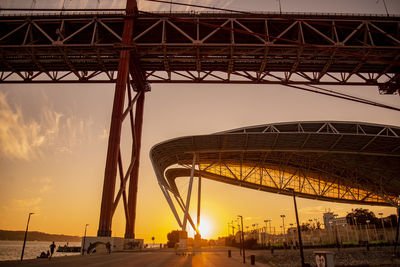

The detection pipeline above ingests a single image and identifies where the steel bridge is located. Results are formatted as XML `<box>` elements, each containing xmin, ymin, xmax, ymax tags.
<box><xmin>0</xmin><ymin>11</ymin><xmax>399</xmax><ymax>88</ymax></box>
<box><xmin>0</xmin><ymin>0</ymin><xmax>399</xmax><ymax>239</ymax></box>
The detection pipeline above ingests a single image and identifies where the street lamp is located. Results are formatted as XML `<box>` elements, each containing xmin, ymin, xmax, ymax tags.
<box><xmin>82</xmin><ymin>224</ymin><xmax>89</xmax><ymax>255</ymax></box>
<box><xmin>264</xmin><ymin>219</ymin><xmax>271</xmax><ymax>246</ymax></box>
<box><xmin>379</xmin><ymin>212</ymin><xmax>388</xmax><ymax>242</ymax></box>
<box><xmin>333</xmin><ymin>214</ymin><xmax>340</xmax><ymax>249</ymax></box>
<box><xmin>265</xmin><ymin>219</ymin><xmax>272</xmax><ymax>234</ymax></box>
<box><xmin>289</xmin><ymin>223</ymin><xmax>295</xmax><ymax>245</ymax></box>
<box><xmin>287</xmin><ymin>188</ymin><xmax>306</xmax><ymax>267</ymax></box>
<box><xmin>21</xmin><ymin>212</ymin><xmax>34</xmax><ymax>261</ymax></box>
<box><xmin>366</xmin><ymin>219</ymin><xmax>370</xmax><ymax>243</ymax></box>
<box><xmin>236</xmin><ymin>218</ymin><xmax>242</xmax><ymax>256</ymax></box>
<box><xmin>238</xmin><ymin>215</ymin><xmax>245</xmax><ymax>264</ymax></box>
<box><xmin>280</xmin><ymin>215</ymin><xmax>286</xmax><ymax>234</ymax></box>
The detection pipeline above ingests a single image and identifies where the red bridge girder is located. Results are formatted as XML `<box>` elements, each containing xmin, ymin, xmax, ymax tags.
<box><xmin>0</xmin><ymin>12</ymin><xmax>399</xmax><ymax>89</ymax></box>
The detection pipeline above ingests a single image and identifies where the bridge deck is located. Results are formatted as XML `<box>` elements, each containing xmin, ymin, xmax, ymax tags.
<box><xmin>0</xmin><ymin>12</ymin><xmax>399</xmax><ymax>85</ymax></box>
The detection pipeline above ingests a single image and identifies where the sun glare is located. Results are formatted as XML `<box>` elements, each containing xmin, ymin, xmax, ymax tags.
<box><xmin>198</xmin><ymin>217</ymin><xmax>213</xmax><ymax>239</ymax></box>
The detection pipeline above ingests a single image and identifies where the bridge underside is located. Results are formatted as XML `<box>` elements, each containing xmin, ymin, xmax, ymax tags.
<box><xmin>0</xmin><ymin>12</ymin><xmax>399</xmax><ymax>93</ymax></box>
<box><xmin>151</xmin><ymin>121</ymin><xmax>400</xmax><ymax>230</ymax></box>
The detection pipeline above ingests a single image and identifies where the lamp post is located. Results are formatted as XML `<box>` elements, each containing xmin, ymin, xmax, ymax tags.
<box><xmin>394</xmin><ymin>196</ymin><xmax>400</xmax><ymax>256</ymax></box>
<box><xmin>280</xmin><ymin>215</ymin><xmax>286</xmax><ymax>234</ymax></box>
<box><xmin>354</xmin><ymin>216</ymin><xmax>360</xmax><ymax>243</ymax></box>
<box><xmin>289</xmin><ymin>223</ymin><xmax>294</xmax><ymax>245</ymax></box>
<box><xmin>21</xmin><ymin>212</ymin><xmax>34</xmax><ymax>261</ymax></box>
<box><xmin>333</xmin><ymin>214</ymin><xmax>340</xmax><ymax>249</ymax></box>
<box><xmin>265</xmin><ymin>219</ymin><xmax>272</xmax><ymax>235</ymax></box>
<box><xmin>235</xmin><ymin>218</ymin><xmax>242</xmax><ymax>256</ymax></box>
<box><xmin>379</xmin><ymin>212</ymin><xmax>387</xmax><ymax>243</ymax></box>
<box><xmin>314</xmin><ymin>218</ymin><xmax>321</xmax><ymax>245</ymax></box>
<box><xmin>366</xmin><ymin>220</ymin><xmax>370</xmax><ymax>243</ymax></box>
<box><xmin>82</xmin><ymin>224</ymin><xmax>89</xmax><ymax>255</ymax></box>
<box><xmin>277</xmin><ymin>0</ymin><xmax>282</xmax><ymax>14</ymax></box>
<box><xmin>287</xmin><ymin>188</ymin><xmax>306</xmax><ymax>267</ymax></box>
<box><xmin>238</xmin><ymin>215</ymin><xmax>245</xmax><ymax>264</ymax></box>
<box><xmin>389</xmin><ymin>215</ymin><xmax>395</xmax><ymax>242</ymax></box>
<box><xmin>264</xmin><ymin>219</ymin><xmax>271</xmax><ymax>246</ymax></box>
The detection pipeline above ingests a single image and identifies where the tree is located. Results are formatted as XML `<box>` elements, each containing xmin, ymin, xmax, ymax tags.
<box><xmin>300</xmin><ymin>223</ymin><xmax>312</xmax><ymax>231</ymax></box>
<box><xmin>386</xmin><ymin>214</ymin><xmax>398</xmax><ymax>229</ymax></box>
<box><xmin>166</xmin><ymin>230</ymin><xmax>180</xmax><ymax>248</ymax></box>
<box><xmin>346</xmin><ymin>208</ymin><xmax>379</xmax><ymax>227</ymax></box>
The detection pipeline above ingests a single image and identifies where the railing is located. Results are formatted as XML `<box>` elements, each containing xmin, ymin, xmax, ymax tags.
<box><xmin>0</xmin><ymin>9</ymin><xmax>399</xmax><ymax>18</ymax></box>
<box><xmin>250</xmin><ymin>226</ymin><xmax>397</xmax><ymax>246</ymax></box>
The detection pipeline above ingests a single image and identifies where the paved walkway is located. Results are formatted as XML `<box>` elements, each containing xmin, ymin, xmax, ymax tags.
<box><xmin>0</xmin><ymin>247</ymin><xmax>271</xmax><ymax>267</ymax></box>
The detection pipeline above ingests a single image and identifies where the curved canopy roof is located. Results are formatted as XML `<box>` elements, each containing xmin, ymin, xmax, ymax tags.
<box><xmin>151</xmin><ymin>121</ymin><xmax>400</xmax><ymax>206</ymax></box>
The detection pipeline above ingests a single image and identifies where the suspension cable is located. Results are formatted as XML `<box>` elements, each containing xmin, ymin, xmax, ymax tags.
<box><xmin>284</xmin><ymin>84</ymin><xmax>400</xmax><ymax>111</ymax></box>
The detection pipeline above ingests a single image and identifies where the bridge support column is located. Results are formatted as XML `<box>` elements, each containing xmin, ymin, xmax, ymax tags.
<box><xmin>98</xmin><ymin>0</ymin><xmax>142</xmax><ymax>238</ymax></box>
<box><xmin>125</xmin><ymin>90</ymin><xmax>145</xmax><ymax>239</ymax></box>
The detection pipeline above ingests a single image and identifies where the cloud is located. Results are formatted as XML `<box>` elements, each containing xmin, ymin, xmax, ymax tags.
<box><xmin>0</xmin><ymin>91</ymin><xmax>98</xmax><ymax>160</ymax></box>
<box><xmin>56</xmin><ymin>113</ymin><xmax>94</xmax><ymax>153</ymax></box>
<box><xmin>32</xmin><ymin>176</ymin><xmax>53</xmax><ymax>193</ymax></box>
<box><xmin>11</xmin><ymin>197</ymin><xmax>42</xmax><ymax>213</ymax></box>
<box><xmin>0</xmin><ymin>92</ymin><xmax>58</xmax><ymax>160</ymax></box>
<box><xmin>138</xmin><ymin>0</ymin><xmax>232</xmax><ymax>12</ymax></box>
<box><xmin>1</xmin><ymin>0</ymin><xmax>234</xmax><ymax>11</ymax></box>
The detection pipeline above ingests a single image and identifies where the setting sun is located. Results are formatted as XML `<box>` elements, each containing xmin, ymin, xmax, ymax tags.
<box><xmin>198</xmin><ymin>217</ymin><xmax>213</xmax><ymax>239</ymax></box>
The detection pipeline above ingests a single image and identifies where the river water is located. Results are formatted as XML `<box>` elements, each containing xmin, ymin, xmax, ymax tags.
<box><xmin>0</xmin><ymin>240</ymin><xmax>81</xmax><ymax>261</ymax></box>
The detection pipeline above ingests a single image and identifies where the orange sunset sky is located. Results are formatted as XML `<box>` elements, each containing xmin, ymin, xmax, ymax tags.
<box><xmin>0</xmin><ymin>0</ymin><xmax>400</xmax><ymax>243</ymax></box>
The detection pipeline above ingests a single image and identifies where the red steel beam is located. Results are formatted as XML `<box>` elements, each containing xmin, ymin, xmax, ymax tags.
<box><xmin>125</xmin><ymin>89</ymin><xmax>145</xmax><ymax>238</ymax></box>
<box><xmin>97</xmin><ymin>0</ymin><xmax>138</xmax><ymax>237</ymax></box>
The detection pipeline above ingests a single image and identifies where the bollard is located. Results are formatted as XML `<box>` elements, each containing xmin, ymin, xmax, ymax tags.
<box><xmin>251</xmin><ymin>255</ymin><xmax>255</xmax><ymax>265</ymax></box>
<box><xmin>228</xmin><ymin>250</ymin><xmax>231</xmax><ymax>258</ymax></box>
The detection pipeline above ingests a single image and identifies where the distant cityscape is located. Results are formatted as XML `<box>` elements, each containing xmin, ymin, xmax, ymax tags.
<box><xmin>218</xmin><ymin>208</ymin><xmax>397</xmax><ymax>248</ymax></box>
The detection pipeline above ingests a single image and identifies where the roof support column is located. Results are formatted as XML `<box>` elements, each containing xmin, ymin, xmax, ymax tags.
<box><xmin>182</xmin><ymin>154</ymin><xmax>196</xmax><ymax>231</ymax></box>
<box><xmin>197</xmin><ymin>174</ymin><xmax>202</xmax><ymax>231</ymax></box>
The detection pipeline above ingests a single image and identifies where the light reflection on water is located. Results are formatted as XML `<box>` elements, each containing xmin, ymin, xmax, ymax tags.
<box><xmin>0</xmin><ymin>240</ymin><xmax>81</xmax><ymax>261</ymax></box>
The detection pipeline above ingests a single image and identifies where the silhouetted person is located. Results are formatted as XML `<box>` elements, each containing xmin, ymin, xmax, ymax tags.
<box><xmin>49</xmin><ymin>241</ymin><xmax>56</xmax><ymax>259</ymax></box>
<box><xmin>106</xmin><ymin>242</ymin><xmax>111</xmax><ymax>254</ymax></box>
<box><xmin>46</xmin><ymin>250</ymin><xmax>50</xmax><ymax>258</ymax></box>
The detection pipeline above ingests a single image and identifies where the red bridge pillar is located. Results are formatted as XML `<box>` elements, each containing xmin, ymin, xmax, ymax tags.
<box><xmin>125</xmin><ymin>90</ymin><xmax>145</xmax><ymax>239</ymax></box>
<box><xmin>97</xmin><ymin>0</ymin><xmax>143</xmax><ymax>238</ymax></box>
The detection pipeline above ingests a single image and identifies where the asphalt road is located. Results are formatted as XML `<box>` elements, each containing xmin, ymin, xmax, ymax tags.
<box><xmin>0</xmin><ymin>248</ymin><xmax>270</xmax><ymax>267</ymax></box>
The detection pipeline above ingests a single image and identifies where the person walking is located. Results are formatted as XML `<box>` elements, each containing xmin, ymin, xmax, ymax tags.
<box><xmin>106</xmin><ymin>242</ymin><xmax>111</xmax><ymax>254</ymax></box>
<box><xmin>49</xmin><ymin>241</ymin><xmax>56</xmax><ymax>259</ymax></box>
